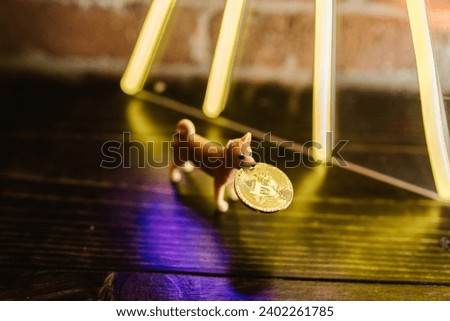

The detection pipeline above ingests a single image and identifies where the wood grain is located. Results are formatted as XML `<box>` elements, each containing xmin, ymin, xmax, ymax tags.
<box><xmin>1</xmin><ymin>75</ymin><xmax>450</xmax><ymax>300</ymax></box>
<box><xmin>2</xmin><ymin>269</ymin><xmax>450</xmax><ymax>301</ymax></box>
<box><xmin>0</xmin><ymin>270</ymin><xmax>106</xmax><ymax>300</ymax></box>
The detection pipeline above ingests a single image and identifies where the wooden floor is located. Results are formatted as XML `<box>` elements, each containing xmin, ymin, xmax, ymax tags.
<box><xmin>1</xmin><ymin>75</ymin><xmax>450</xmax><ymax>300</ymax></box>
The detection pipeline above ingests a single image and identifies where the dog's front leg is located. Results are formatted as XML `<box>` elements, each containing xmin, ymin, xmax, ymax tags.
<box><xmin>214</xmin><ymin>180</ymin><xmax>229</xmax><ymax>213</ymax></box>
<box><xmin>227</xmin><ymin>182</ymin><xmax>239</xmax><ymax>201</ymax></box>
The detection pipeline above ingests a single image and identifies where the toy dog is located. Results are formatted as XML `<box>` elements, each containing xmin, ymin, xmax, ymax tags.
<box><xmin>170</xmin><ymin>119</ymin><xmax>256</xmax><ymax>212</ymax></box>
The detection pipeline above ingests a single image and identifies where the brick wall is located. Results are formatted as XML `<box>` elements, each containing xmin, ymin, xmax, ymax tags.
<box><xmin>1</xmin><ymin>0</ymin><xmax>449</xmax><ymax>92</ymax></box>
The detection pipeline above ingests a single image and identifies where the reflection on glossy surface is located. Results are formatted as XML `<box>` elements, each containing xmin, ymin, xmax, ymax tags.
<box><xmin>102</xmin><ymin>272</ymin><xmax>266</xmax><ymax>300</ymax></box>
<box><xmin>121</xmin><ymin>96</ymin><xmax>448</xmax><ymax>290</ymax></box>
<box><xmin>138</xmin><ymin>200</ymin><xmax>229</xmax><ymax>273</ymax></box>
<box><xmin>293</xmin><ymin>164</ymin><xmax>327</xmax><ymax>203</ymax></box>
<box><xmin>3</xmin><ymin>77</ymin><xmax>450</xmax><ymax>300</ymax></box>
<box><xmin>139</xmin><ymin>80</ymin><xmax>446</xmax><ymax>202</ymax></box>
<box><xmin>127</xmin><ymin>99</ymin><xmax>153</xmax><ymax>136</ymax></box>
<box><xmin>337</xmin><ymin>90</ymin><xmax>438</xmax><ymax>199</ymax></box>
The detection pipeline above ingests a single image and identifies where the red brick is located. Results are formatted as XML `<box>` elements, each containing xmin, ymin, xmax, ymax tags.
<box><xmin>0</xmin><ymin>0</ymin><xmax>195</xmax><ymax>64</ymax></box>
<box><xmin>366</xmin><ymin>0</ymin><xmax>450</xmax><ymax>31</ymax></box>
<box><xmin>209</xmin><ymin>11</ymin><xmax>315</xmax><ymax>69</ymax></box>
<box><xmin>0</xmin><ymin>1</ymin><xmax>144</xmax><ymax>57</ymax></box>
<box><xmin>0</xmin><ymin>0</ymin><xmax>449</xmax><ymax>91</ymax></box>
<box><xmin>158</xmin><ymin>7</ymin><xmax>198</xmax><ymax>64</ymax></box>
<box><xmin>337</xmin><ymin>13</ymin><xmax>416</xmax><ymax>71</ymax></box>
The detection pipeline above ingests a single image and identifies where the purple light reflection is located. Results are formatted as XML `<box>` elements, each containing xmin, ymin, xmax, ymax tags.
<box><xmin>108</xmin><ymin>272</ymin><xmax>269</xmax><ymax>300</ymax></box>
<box><xmin>132</xmin><ymin>194</ymin><xmax>261</xmax><ymax>300</ymax></box>
<box><xmin>139</xmin><ymin>202</ymin><xmax>228</xmax><ymax>273</ymax></box>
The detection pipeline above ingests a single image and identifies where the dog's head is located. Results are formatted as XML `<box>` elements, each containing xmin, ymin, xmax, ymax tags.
<box><xmin>226</xmin><ymin>132</ymin><xmax>256</xmax><ymax>169</ymax></box>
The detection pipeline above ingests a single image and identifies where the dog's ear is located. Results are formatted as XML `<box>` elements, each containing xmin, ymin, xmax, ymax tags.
<box><xmin>241</xmin><ymin>132</ymin><xmax>252</xmax><ymax>143</ymax></box>
<box><xmin>226</xmin><ymin>139</ymin><xmax>236</xmax><ymax>149</ymax></box>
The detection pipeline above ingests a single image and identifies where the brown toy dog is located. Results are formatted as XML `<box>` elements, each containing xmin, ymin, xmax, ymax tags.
<box><xmin>170</xmin><ymin>119</ymin><xmax>256</xmax><ymax>212</ymax></box>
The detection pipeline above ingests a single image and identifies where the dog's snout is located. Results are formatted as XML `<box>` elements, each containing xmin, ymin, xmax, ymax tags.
<box><xmin>239</xmin><ymin>155</ymin><xmax>256</xmax><ymax>168</ymax></box>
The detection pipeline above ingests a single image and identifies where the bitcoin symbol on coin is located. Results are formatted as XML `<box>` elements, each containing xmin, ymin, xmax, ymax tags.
<box><xmin>234</xmin><ymin>163</ymin><xmax>293</xmax><ymax>213</ymax></box>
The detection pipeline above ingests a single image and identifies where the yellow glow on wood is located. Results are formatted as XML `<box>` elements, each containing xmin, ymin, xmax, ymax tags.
<box><xmin>202</xmin><ymin>0</ymin><xmax>246</xmax><ymax>118</ymax></box>
<box><xmin>120</xmin><ymin>0</ymin><xmax>176</xmax><ymax>95</ymax></box>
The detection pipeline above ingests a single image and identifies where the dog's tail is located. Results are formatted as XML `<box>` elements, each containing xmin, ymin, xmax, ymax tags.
<box><xmin>176</xmin><ymin>119</ymin><xmax>195</xmax><ymax>139</ymax></box>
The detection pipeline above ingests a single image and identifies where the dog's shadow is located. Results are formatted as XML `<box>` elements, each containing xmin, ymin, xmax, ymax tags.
<box><xmin>172</xmin><ymin>171</ymin><xmax>274</xmax><ymax>296</ymax></box>
<box><xmin>99</xmin><ymin>170</ymin><xmax>273</xmax><ymax>300</ymax></box>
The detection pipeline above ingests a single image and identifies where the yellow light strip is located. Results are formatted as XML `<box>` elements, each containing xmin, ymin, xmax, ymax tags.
<box><xmin>202</xmin><ymin>0</ymin><xmax>246</xmax><ymax>118</ymax></box>
<box><xmin>406</xmin><ymin>0</ymin><xmax>450</xmax><ymax>200</ymax></box>
<box><xmin>120</xmin><ymin>0</ymin><xmax>177</xmax><ymax>95</ymax></box>
<box><xmin>312</xmin><ymin>0</ymin><xmax>336</xmax><ymax>163</ymax></box>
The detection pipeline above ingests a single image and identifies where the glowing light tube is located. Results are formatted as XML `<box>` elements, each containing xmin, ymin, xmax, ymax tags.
<box><xmin>202</xmin><ymin>0</ymin><xmax>246</xmax><ymax>118</ymax></box>
<box><xmin>406</xmin><ymin>0</ymin><xmax>450</xmax><ymax>200</ymax></box>
<box><xmin>312</xmin><ymin>0</ymin><xmax>336</xmax><ymax>163</ymax></box>
<box><xmin>120</xmin><ymin>0</ymin><xmax>177</xmax><ymax>95</ymax></box>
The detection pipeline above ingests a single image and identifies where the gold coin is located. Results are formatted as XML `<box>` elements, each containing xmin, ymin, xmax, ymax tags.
<box><xmin>234</xmin><ymin>163</ymin><xmax>294</xmax><ymax>213</ymax></box>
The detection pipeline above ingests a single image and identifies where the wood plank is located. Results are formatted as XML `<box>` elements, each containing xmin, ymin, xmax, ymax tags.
<box><xmin>106</xmin><ymin>271</ymin><xmax>450</xmax><ymax>301</ymax></box>
<box><xmin>0</xmin><ymin>270</ymin><xmax>106</xmax><ymax>300</ymax></box>
<box><xmin>1</xmin><ymin>76</ymin><xmax>450</xmax><ymax>297</ymax></box>
<box><xmin>1</xmin><ymin>145</ymin><xmax>449</xmax><ymax>284</ymax></box>
<box><xmin>1</xmin><ymin>269</ymin><xmax>450</xmax><ymax>301</ymax></box>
